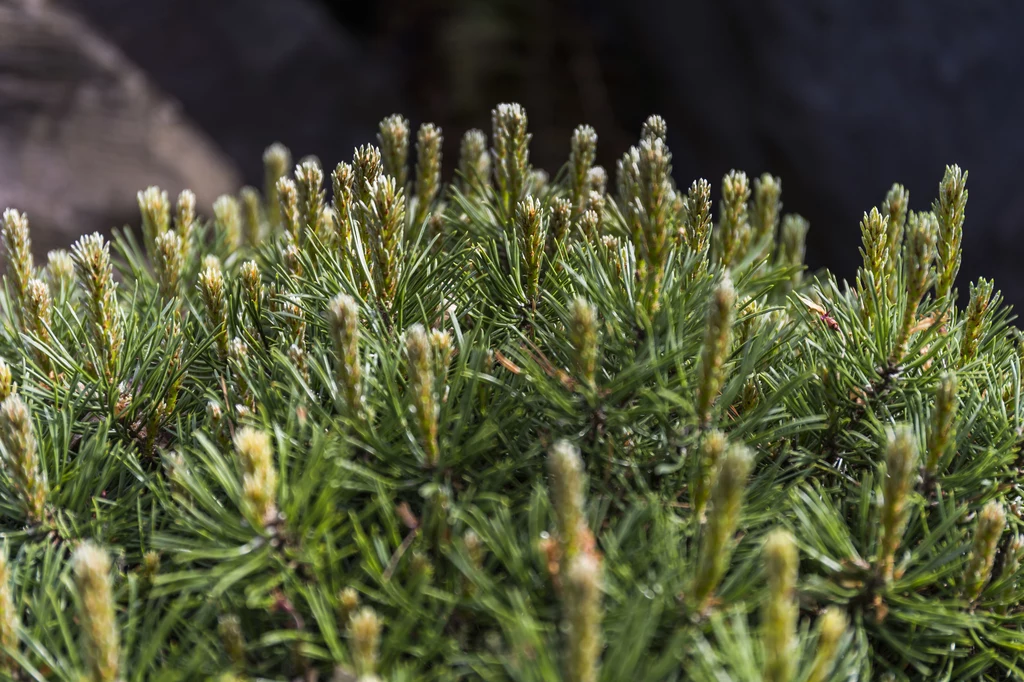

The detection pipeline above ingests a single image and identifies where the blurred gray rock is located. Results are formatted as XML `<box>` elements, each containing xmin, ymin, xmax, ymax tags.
<box><xmin>0</xmin><ymin>0</ymin><xmax>240</xmax><ymax>255</ymax></box>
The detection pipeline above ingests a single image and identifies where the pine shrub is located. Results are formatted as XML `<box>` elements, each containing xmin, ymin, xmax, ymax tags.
<box><xmin>0</xmin><ymin>105</ymin><xmax>1020</xmax><ymax>681</ymax></box>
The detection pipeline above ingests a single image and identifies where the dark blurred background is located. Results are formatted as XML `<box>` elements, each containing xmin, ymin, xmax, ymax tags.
<box><xmin>4</xmin><ymin>0</ymin><xmax>1024</xmax><ymax>307</ymax></box>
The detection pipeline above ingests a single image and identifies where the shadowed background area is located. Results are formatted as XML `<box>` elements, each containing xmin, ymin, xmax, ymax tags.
<box><xmin>4</xmin><ymin>0</ymin><xmax>1024</xmax><ymax>308</ymax></box>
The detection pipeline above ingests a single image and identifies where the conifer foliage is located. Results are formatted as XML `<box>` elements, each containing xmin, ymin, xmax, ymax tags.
<box><xmin>0</xmin><ymin>104</ymin><xmax>1021</xmax><ymax>681</ymax></box>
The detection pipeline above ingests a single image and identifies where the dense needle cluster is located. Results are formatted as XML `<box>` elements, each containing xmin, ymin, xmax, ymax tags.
<box><xmin>0</xmin><ymin>101</ymin><xmax>1021</xmax><ymax>682</ymax></box>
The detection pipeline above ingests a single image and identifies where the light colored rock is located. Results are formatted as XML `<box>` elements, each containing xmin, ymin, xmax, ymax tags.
<box><xmin>0</xmin><ymin>0</ymin><xmax>239</xmax><ymax>254</ymax></box>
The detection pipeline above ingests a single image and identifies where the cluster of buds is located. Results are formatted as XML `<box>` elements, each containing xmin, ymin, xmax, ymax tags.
<box><xmin>617</xmin><ymin>133</ymin><xmax>675</xmax><ymax>309</ymax></box>
<box><xmin>1</xmin><ymin>208</ymin><xmax>34</xmax><ymax>321</ymax></box>
<box><xmin>71</xmin><ymin>233</ymin><xmax>124</xmax><ymax>377</ymax></box>
<box><xmin>548</xmin><ymin>197</ymin><xmax>573</xmax><ymax>255</ymax></box>
<box><xmin>0</xmin><ymin>546</ymin><xmax>16</xmax><ymax>673</ymax></box>
<box><xmin>964</xmin><ymin>501</ymin><xmax>1006</xmax><ymax>603</ymax></box>
<box><xmin>691</xmin><ymin>444</ymin><xmax>752</xmax><ymax>611</ymax></box>
<box><xmin>0</xmin><ymin>394</ymin><xmax>47</xmax><ymax>524</ymax></box>
<box><xmin>878</xmin><ymin>426</ymin><xmax>918</xmax><ymax>582</ymax></box>
<box><xmin>263</xmin><ymin>142</ymin><xmax>292</xmax><ymax>229</ymax></box>
<box><xmin>152</xmin><ymin>230</ymin><xmax>185</xmax><ymax>304</ymax></box>
<box><xmin>882</xmin><ymin>183</ymin><xmax>909</xmax><ymax>300</ymax></box>
<box><xmin>492</xmin><ymin>103</ymin><xmax>532</xmax><ymax>217</ymax></box>
<box><xmin>641</xmin><ymin>114</ymin><xmax>667</xmax><ymax>142</ymax></box>
<box><xmin>174</xmin><ymin>189</ymin><xmax>197</xmax><ymax>249</ymax></box>
<box><xmin>352</xmin><ymin>145</ymin><xmax>383</xmax><ymax>209</ymax></box>
<box><xmin>696</xmin><ymin>275</ymin><xmax>736</xmax><ymax>427</ymax></box>
<box><xmin>143</xmin><ymin>188</ymin><xmax>193</xmax><ymax>301</ymax></box>
<box><xmin>568</xmin><ymin>125</ymin><xmax>598</xmax><ymax>219</ymax></box>
<box><xmin>283</xmin><ymin>241</ymin><xmax>303</xmax><ymax>279</ymax></box>
<box><xmin>715</xmin><ymin>170</ymin><xmax>751</xmax><ymax>268</ymax></box>
<box><xmin>925</xmin><ymin>372</ymin><xmax>958</xmax><ymax>481</ymax></box>
<box><xmin>73</xmin><ymin>542</ymin><xmax>120</xmax><ymax>682</ymax></box>
<box><xmin>140</xmin><ymin>551</ymin><xmax>161</xmax><ymax>588</ymax></box>
<box><xmin>564</xmin><ymin>552</ymin><xmax>602</xmax><ymax>682</ymax></box>
<box><xmin>239</xmin><ymin>260</ymin><xmax>264</xmax><ymax>317</ymax></box>
<box><xmin>429</xmin><ymin>328</ymin><xmax>454</xmax><ymax>399</ymax></box>
<box><xmin>961</xmin><ymin>278</ymin><xmax>996</xmax><ymax>365</ymax></box>
<box><xmin>548</xmin><ymin>440</ymin><xmax>591</xmax><ymax>562</ymax></box>
<box><xmin>588</xmin><ymin>168</ymin><xmax>607</xmax><ymax>205</ymax></box>
<box><xmin>892</xmin><ymin>211</ymin><xmax>938</xmax><ymax>363</ymax></box>
<box><xmin>46</xmin><ymin>249</ymin><xmax>76</xmax><ymax>301</ymax></box>
<box><xmin>692</xmin><ymin>429</ymin><xmax>727</xmax><ymax>522</ymax></box>
<box><xmin>276</xmin><ymin>176</ymin><xmax>302</xmax><ymax>246</ymax></box>
<box><xmin>547</xmin><ymin>440</ymin><xmax>602</xmax><ymax>682</ymax></box>
<box><xmin>807</xmin><ymin>608</ymin><xmax>848</xmax><ymax>682</ymax></box>
<box><xmin>350</xmin><ymin>147</ymin><xmax>383</xmax><ymax>297</ymax></box>
<box><xmin>138</xmin><ymin>185</ymin><xmax>170</xmax><ymax>259</ymax></box>
<box><xmin>569</xmin><ymin>297</ymin><xmax>599</xmax><ymax>392</ymax></box>
<box><xmin>515</xmin><ymin>196</ymin><xmax>546</xmax><ymax>309</ymax></box>
<box><xmin>349</xmin><ymin>607</ymin><xmax>383</xmax><ymax>681</ymax></box>
<box><xmin>240</xmin><ymin>186</ymin><xmax>263</xmax><ymax>247</ymax></box>
<box><xmin>761</xmin><ymin>529</ymin><xmax>798</xmax><ymax>682</ymax></box>
<box><xmin>751</xmin><ymin>173</ymin><xmax>782</xmax><ymax>258</ymax></box>
<box><xmin>578</xmin><ymin>209</ymin><xmax>600</xmax><ymax>244</ymax></box>
<box><xmin>280</xmin><ymin>294</ymin><xmax>307</xmax><ymax>378</ymax></box>
<box><xmin>778</xmin><ymin>214</ymin><xmax>809</xmax><ymax>289</ymax></box>
<box><xmin>328</xmin><ymin>294</ymin><xmax>364</xmax><ymax>419</ymax></box>
<box><xmin>363</xmin><ymin>176</ymin><xmax>406</xmax><ymax>316</ymax></box>
<box><xmin>22</xmin><ymin>278</ymin><xmax>53</xmax><ymax>367</ymax></box>
<box><xmin>214</xmin><ymin>194</ymin><xmax>242</xmax><ymax>249</ymax></box>
<box><xmin>588</xmin><ymin>167</ymin><xmax>607</xmax><ymax>196</ymax></box>
<box><xmin>295</xmin><ymin>159</ymin><xmax>326</xmax><ymax>246</ymax></box>
<box><xmin>332</xmin><ymin>162</ymin><xmax>355</xmax><ymax>262</ymax></box>
<box><xmin>405</xmin><ymin>324</ymin><xmax>440</xmax><ymax>467</ymax></box>
<box><xmin>856</xmin><ymin>207</ymin><xmax>891</xmax><ymax>319</ymax></box>
<box><xmin>218</xmin><ymin>614</ymin><xmax>246</xmax><ymax>667</ymax></box>
<box><xmin>414</xmin><ymin>123</ymin><xmax>443</xmax><ymax>226</ymax></box>
<box><xmin>458</xmin><ymin>129</ymin><xmax>490</xmax><ymax>200</ymax></box>
<box><xmin>378</xmin><ymin>114</ymin><xmax>410</xmax><ymax>187</ymax></box>
<box><xmin>337</xmin><ymin>586</ymin><xmax>360</xmax><ymax>622</ymax></box>
<box><xmin>233</xmin><ymin>427</ymin><xmax>278</xmax><ymax>530</ymax></box>
<box><xmin>198</xmin><ymin>261</ymin><xmax>229</xmax><ymax>360</ymax></box>
<box><xmin>934</xmin><ymin>165</ymin><xmax>968</xmax><ymax>300</ymax></box>
<box><xmin>682</xmin><ymin>179</ymin><xmax>712</xmax><ymax>264</ymax></box>
<box><xmin>0</xmin><ymin>359</ymin><xmax>11</xmax><ymax>401</ymax></box>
